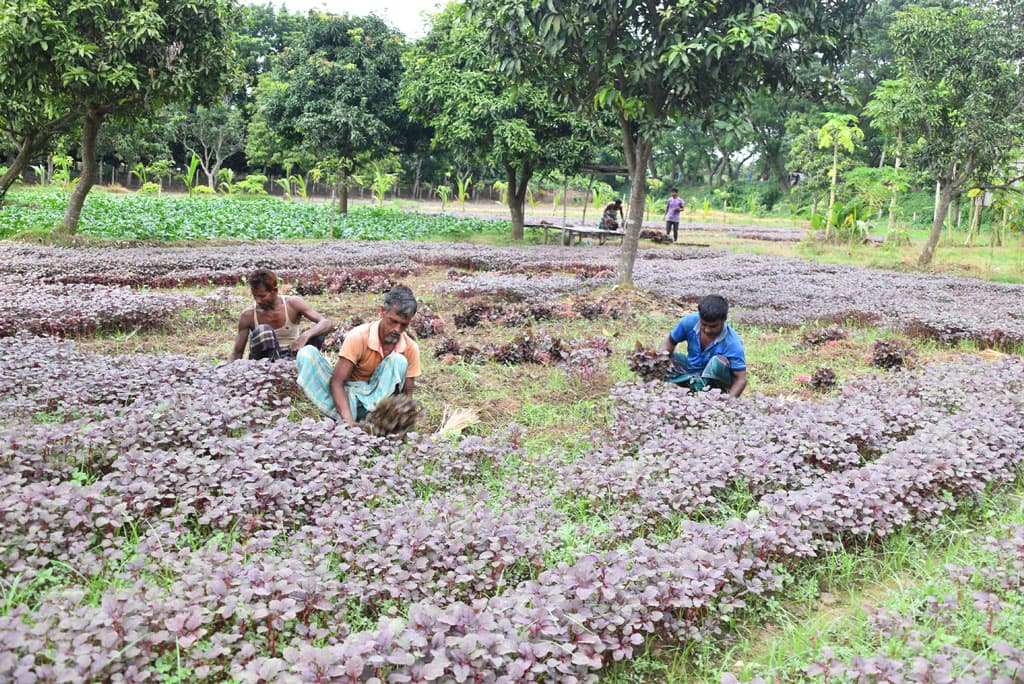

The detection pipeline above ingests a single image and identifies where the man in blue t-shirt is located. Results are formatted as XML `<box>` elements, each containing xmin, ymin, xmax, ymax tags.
<box><xmin>658</xmin><ymin>294</ymin><xmax>747</xmax><ymax>397</ymax></box>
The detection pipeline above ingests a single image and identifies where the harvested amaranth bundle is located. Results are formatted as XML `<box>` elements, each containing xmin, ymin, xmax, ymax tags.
<box><xmin>362</xmin><ymin>394</ymin><xmax>421</xmax><ymax>436</ymax></box>
<box><xmin>628</xmin><ymin>341</ymin><xmax>673</xmax><ymax>382</ymax></box>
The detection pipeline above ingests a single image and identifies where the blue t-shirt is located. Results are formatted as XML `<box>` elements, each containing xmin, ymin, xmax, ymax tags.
<box><xmin>670</xmin><ymin>312</ymin><xmax>746</xmax><ymax>373</ymax></box>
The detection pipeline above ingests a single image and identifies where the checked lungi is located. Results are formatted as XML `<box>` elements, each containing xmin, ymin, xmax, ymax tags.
<box><xmin>664</xmin><ymin>353</ymin><xmax>734</xmax><ymax>392</ymax></box>
<box><xmin>249</xmin><ymin>324</ymin><xmax>325</xmax><ymax>361</ymax></box>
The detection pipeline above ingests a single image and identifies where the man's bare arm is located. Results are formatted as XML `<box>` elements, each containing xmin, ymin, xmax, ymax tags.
<box><xmin>288</xmin><ymin>297</ymin><xmax>333</xmax><ymax>351</ymax></box>
<box><xmin>657</xmin><ymin>334</ymin><xmax>677</xmax><ymax>356</ymax></box>
<box><xmin>729</xmin><ymin>369</ymin><xmax>747</xmax><ymax>398</ymax></box>
<box><xmin>330</xmin><ymin>357</ymin><xmax>357</xmax><ymax>425</ymax></box>
<box><xmin>229</xmin><ymin>309</ymin><xmax>254</xmax><ymax>361</ymax></box>
<box><xmin>402</xmin><ymin>376</ymin><xmax>416</xmax><ymax>397</ymax></box>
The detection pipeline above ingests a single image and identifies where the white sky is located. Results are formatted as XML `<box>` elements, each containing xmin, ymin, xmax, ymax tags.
<box><xmin>240</xmin><ymin>0</ymin><xmax>444</xmax><ymax>39</ymax></box>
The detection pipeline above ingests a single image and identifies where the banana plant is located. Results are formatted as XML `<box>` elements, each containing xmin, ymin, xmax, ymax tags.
<box><xmin>291</xmin><ymin>174</ymin><xmax>309</xmax><ymax>201</ymax></box>
<box><xmin>30</xmin><ymin>164</ymin><xmax>47</xmax><ymax>186</ymax></box>
<box><xmin>491</xmin><ymin>180</ymin><xmax>508</xmax><ymax>205</ymax></box>
<box><xmin>552</xmin><ymin>187</ymin><xmax>564</xmax><ymax>212</ymax></box>
<box><xmin>370</xmin><ymin>163</ymin><xmax>397</xmax><ymax>207</ymax></box>
<box><xmin>131</xmin><ymin>162</ymin><xmax>148</xmax><ymax>187</ymax></box>
<box><xmin>435</xmin><ymin>184</ymin><xmax>452</xmax><ymax>213</ymax></box>
<box><xmin>52</xmin><ymin>155</ymin><xmax>74</xmax><ymax>191</ymax></box>
<box><xmin>177</xmin><ymin>154</ymin><xmax>201</xmax><ymax>196</ymax></box>
<box><xmin>274</xmin><ymin>177</ymin><xmax>292</xmax><ymax>199</ymax></box>
<box><xmin>455</xmin><ymin>173</ymin><xmax>472</xmax><ymax>211</ymax></box>
<box><xmin>216</xmin><ymin>168</ymin><xmax>235</xmax><ymax>194</ymax></box>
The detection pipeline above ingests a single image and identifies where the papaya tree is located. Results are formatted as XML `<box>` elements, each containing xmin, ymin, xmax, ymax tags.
<box><xmin>817</xmin><ymin>113</ymin><xmax>864</xmax><ymax>240</ymax></box>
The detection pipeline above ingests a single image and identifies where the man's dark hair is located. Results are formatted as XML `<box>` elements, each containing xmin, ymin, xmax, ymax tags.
<box><xmin>671</xmin><ymin>188</ymin><xmax>679</xmax><ymax>193</ymax></box>
<box><xmin>248</xmin><ymin>268</ymin><xmax>277</xmax><ymax>291</ymax></box>
<box><xmin>613</xmin><ymin>198</ymin><xmax>622</xmax><ymax>206</ymax></box>
<box><xmin>384</xmin><ymin>285</ymin><xmax>418</xmax><ymax>318</ymax></box>
<box><xmin>698</xmin><ymin>294</ymin><xmax>729</xmax><ymax>322</ymax></box>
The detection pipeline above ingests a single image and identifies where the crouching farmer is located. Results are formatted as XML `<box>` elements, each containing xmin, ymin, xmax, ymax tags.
<box><xmin>231</xmin><ymin>269</ymin><xmax>332</xmax><ymax>361</ymax></box>
<box><xmin>658</xmin><ymin>294</ymin><xmax>747</xmax><ymax>398</ymax></box>
<box><xmin>297</xmin><ymin>285</ymin><xmax>421</xmax><ymax>425</ymax></box>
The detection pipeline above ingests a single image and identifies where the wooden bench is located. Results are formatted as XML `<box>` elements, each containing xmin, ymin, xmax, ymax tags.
<box><xmin>559</xmin><ymin>226</ymin><xmax>625</xmax><ymax>246</ymax></box>
<box><xmin>523</xmin><ymin>223</ymin><xmax>560</xmax><ymax>244</ymax></box>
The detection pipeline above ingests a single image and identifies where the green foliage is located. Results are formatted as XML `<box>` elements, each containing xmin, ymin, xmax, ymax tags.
<box><xmin>491</xmin><ymin>180</ymin><xmax>509</xmax><ymax>205</ymax></box>
<box><xmin>455</xmin><ymin>173</ymin><xmax>472</xmax><ymax>211</ymax></box>
<box><xmin>880</xmin><ymin>2</ymin><xmax>1024</xmax><ymax>264</ymax></box>
<box><xmin>435</xmin><ymin>184</ymin><xmax>452</xmax><ymax>212</ymax></box>
<box><xmin>258</xmin><ymin>12</ymin><xmax>406</xmax><ymax>207</ymax></box>
<box><xmin>473</xmin><ymin>0</ymin><xmax>869</xmax><ymax>280</ymax></box>
<box><xmin>368</xmin><ymin>162</ymin><xmax>399</xmax><ymax>207</ymax></box>
<box><xmin>147</xmin><ymin>160</ymin><xmax>174</xmax><ymax>191</ymax></box>
<box><xmin>177</xmin><ymin>155</ymin><xmax>202</xmax><ymax>196</ymax></box>
<box><xmin>216</xmin><ymin>168</ymin><xmax>235</xmax><ymax>195</ymax></box>
<box><xmin>401</xmin><ymin>2</ymin><xmax>594</xmax><ymax>238</ymax></box>
<box><xmin>0</xmin><ymin>0</ymin><xmax>239</xmax><ymax>230</ymax></box>
<box><xmin>131</xmin><ymin>163</ymin><xmax>148</xmax><ymax>187</ymax></box>
<box><xmin>175</xmin><ymin>103</ymin><xmax>247</xmax><ymax>189</ymax></box>
<box><xmin>234</xmin><ymin>174</ymin><xmax>268</xmax><ymax>196</ymax></box>
<box><xmin>0</xmin><ymin>190</ymin><xmax>506</xmax><ymax>241</ymax></box>
<box><xmin>138</xmin><ymin>182</ymin><xmax>160</xmax><ymax>195</ymax></box>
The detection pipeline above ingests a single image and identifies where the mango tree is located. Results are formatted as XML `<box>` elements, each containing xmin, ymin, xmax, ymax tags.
<box><xmin>401</xmin><ymin>3</ymin><xmax>594</xmax><ymax>241</ymax></box>
<box><xmin>0</xmin><ymin>0</ymin><xmax>237</xmax><ymax>232</ymax></box>
<box><xmin>879</xmin><ymin>1</ymin><xmax>1024</xmax><ymax>266</ymax></box>
<box><xmin>863</xmin><ymin>77</ymin><xmax>930</xmax><ymax>234</ymax></box>
<box><xmin>472</xmin><ymin>0</ymin><xmax>870</xmax><ymax>284</ymax></box>
<box><xmin>0</xmin><ymin>1</ymin><xmax>81</xmax><ymax>203</ymax></box>
<box><xmin>259</xmin><ymin>13</ymin><xmax>406</xmax><ymax>215</ymax></box>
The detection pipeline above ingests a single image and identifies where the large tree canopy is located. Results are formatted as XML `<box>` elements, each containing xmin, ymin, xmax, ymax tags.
<box><xmin>873</xmin><ymin>0</ymin><xmax>1024</xmax><ymax>266</ymax></box>
<box><xmin>0</xmin><ymin>0</ymin><xmax>238</xmax><ymax>231</ymax></box>
<box><xmin>472</xmin><ymin>0</ymin><xmax>870</xmax><ymax>284</ymax></box>
<box><xmin>260</xmin><ymin>12</ymin><xmax>406</xmax><ymax>214</ymax></box>
<box><xmin>401</xmin><ymin>3</ymin><xmax>595</xmax><ymax>240</ymax></box>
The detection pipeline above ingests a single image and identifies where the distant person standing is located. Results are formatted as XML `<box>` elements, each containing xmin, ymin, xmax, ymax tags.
<box><xmin>665</xmin><ymin>188</ymin><xmax>684</xmax><ymax>242</ymax></box>
<box><xmin>599</xmin><ymin>199</ymin><xmax>624</xmax><ymax>231</ymax></box>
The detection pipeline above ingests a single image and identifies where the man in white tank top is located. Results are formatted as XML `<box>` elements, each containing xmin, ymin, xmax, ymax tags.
<box><xmin>230</xmin><ymin>269</ymin><xmax>333</xmax><ymax>362</ymax></box>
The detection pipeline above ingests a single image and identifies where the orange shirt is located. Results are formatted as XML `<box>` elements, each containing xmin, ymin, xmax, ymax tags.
<box><xmin>340</xmin><ymin>321</ymin><xmax>421</xmax><ymax>383</ymax></box>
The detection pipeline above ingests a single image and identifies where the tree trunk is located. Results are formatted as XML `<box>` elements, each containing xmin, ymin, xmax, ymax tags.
<box><xmin>60</xmin><ymin>109</ymin><xmax>105</xmax><ymax>235</ymax></box>
<box><xmin>918</xmin><ymin>179</ymin><xmax>957</xmax><ymax>266</ymax></box>
<box><xmin>617</xmin><ymin>130</ymin><xmax>654</xmax><ymax>286</ymax></box>
<box><xmin>413</xmin><ymin>156</ymin><xmax>422</xmax><ymax>200</ymax></box>
<box><xmin>825</xmin><ymin>140</ymin><xmax>839</xmax><ymax>241</ymax></box>
<box><xmin>886</xmin><ymin>133</ymin><xmax>903</xmax><ymax>233</ymax></box>
<box><xmin>0</xmin><ymin>133</ymin><xmax>38</xmax><ymax>204</ymax></box>
<box><xmin>338</xmin><ymin>167</ymin><xmax>349</xmax><ymax>214</ymax></box>
<box><xmin>506</xmin><ymin>162</ymin><xmax>531</xmax><ymax>241</ymax></box>
<box><xmin>769</xmin><ymin>154</ymin><xmax>789</xmax><ymax>193</ymax></box>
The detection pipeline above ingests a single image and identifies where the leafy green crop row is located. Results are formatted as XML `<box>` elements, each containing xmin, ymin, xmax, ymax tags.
<box><xmin>0</xmin><ymin>191</ymin><xmax>507</xmax><ymax>241</ymax></box>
